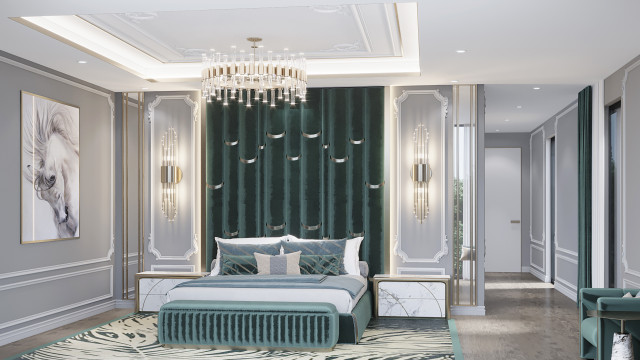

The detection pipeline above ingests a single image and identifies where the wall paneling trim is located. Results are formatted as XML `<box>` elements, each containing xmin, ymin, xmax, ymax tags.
<box><xmin>148</xmin><ymin>95</ymin><xmax>200</xmax><ymax>261</ymax></box>
<box><xmin>393</xmin><ymin>90</ymin><xmax>448</xmax><ymax>263</ymax></box>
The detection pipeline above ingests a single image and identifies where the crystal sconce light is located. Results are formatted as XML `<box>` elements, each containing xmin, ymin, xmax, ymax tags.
<box><xmin>161</xmin><ymin>127</ymin><xmax>181</xmax><ymax>221</ymax></box>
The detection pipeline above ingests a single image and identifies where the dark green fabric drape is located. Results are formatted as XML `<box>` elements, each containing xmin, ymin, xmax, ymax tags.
<box><xmin>206</xmin><ymin>87</ymin><xmax>385</xmax><ymax>275</ymax></box>
<box><xmin>578</xmin><ymin>86</ymin><xmax>592</xmax><ymax>300</ymax></box>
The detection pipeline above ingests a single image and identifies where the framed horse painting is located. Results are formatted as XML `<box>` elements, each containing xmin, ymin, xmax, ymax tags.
<box><xmin>20</xmin><ymin>91</ymin><xmax>80</xmax><ymax>243</ymax></box>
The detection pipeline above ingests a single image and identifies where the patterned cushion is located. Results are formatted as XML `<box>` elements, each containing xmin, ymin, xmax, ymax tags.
<box><xmin>255</xmin><ymin>251</ymin><xmax>301</xmax><ymax>275</ymax></box>
<box><xmin>217</xmin><ymin>242</ymin><xmax>282</xmax><ymax>275</ymax></box>
<box><xmin>220</xmin><ymin>254</ymin><xmax>258</xmax><ymax>275</ymax></box>
<box><xmin>211</xmin><ymin>237</ymin><xmax>284</xmax><ymax>275</ymax></box>
<box><xmin>299</xmin><ymin>254</ymin><xmax>341</xmax><ymax>275</ymax></box>
<box><xmin>281</xmin><ymin>239</ymin><xmax>347</xmax><ymax>274</ymax></box>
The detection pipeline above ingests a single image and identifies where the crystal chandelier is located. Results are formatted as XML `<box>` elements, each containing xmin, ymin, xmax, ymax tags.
<box><xmin>201</xmin><ymin>37</ymin><xmax>307</xmax><ymax>107</ymax></box>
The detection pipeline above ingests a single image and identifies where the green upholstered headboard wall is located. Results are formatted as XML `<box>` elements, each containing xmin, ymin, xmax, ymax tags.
<box><xmin>205</xmin><ymin>87</ymin><xmax>385</xmax><ymax>275</ymax></box>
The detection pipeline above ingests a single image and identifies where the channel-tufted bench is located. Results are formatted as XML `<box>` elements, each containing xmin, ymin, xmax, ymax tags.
<box><xmin>158</xmin><ymin>300</ymin><xmax>339</xmax><ymax>351</ymax></box>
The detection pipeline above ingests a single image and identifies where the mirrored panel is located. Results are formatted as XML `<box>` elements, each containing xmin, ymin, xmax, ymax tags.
<box><xmin>452</xmin><ymin>85</ymin><xmax>478</xmax><ymax>306</ymax></box>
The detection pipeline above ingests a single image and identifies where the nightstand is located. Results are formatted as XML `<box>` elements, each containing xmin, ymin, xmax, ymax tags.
<box><xmin>135</xmin><ymin>271</ymin><xmax>209</xmax><ymax>312</ymax></box>
<box><xmin>373</xmin><ymin>274</ymin><xmax>450</xmax><ymax>319</ymax></box>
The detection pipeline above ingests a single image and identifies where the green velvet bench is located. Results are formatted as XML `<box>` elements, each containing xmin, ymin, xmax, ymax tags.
<box><xmin>158</xmin><ymin>300</ymin><xmax>339</xmax><ymax>351</ymax></box>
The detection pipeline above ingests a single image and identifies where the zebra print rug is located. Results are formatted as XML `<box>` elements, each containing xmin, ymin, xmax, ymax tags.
<box><xmin>12</xmin><ymin>313</ymin><xmax>457</xmax><ymax>360</ymax></box>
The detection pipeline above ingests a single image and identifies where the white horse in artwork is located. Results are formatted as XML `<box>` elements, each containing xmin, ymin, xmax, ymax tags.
<box><xmin>23</xmin><ymin>98</ymin><xmax>79</xmax><ymax>238</ymax></box>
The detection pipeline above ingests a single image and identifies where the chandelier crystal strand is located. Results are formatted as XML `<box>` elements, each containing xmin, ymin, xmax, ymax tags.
<box><xmin>202</xmin><ymin>37</ymin><xmax>307</xmax><ymax>107</ymax></box>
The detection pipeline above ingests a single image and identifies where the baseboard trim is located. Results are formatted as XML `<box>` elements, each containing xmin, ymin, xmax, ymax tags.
<box><xmin>115</xmin><ymin>300</ymin><xmax>135</xmax><ymax>309</ymax></box>
<box><xmin>0</xmin><ymin>300</ymin><xmax>115</xmax><ymax>346</ymax></box>
<box><xmin>451</xmin><ymin>306</ymin><xmax>485</xmax><ymax>316</ymax></box>
<box><xmin>521</xmin><ymin>266</ymin><xmax>530</xmax><ymax>273</ymax></box>
<box><xmin>554</xmin><ymin>281</ymin><xmax>577</xmax><ymax>302</ymax></box>
<box><xmin>529</xmin><ymin>267</ymin><xmax>546</xmax><ymax>282</ymax></box>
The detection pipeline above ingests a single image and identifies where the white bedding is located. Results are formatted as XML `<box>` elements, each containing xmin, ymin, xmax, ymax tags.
<box><xmin>166</xmin><ymin>274</ymin><xmax>368</xmax><ymax>314</ymax></box>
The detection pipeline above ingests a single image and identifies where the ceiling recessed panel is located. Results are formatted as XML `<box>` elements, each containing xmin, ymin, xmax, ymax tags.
<box><xmin>80</xmin><ymin>4</ymin><xmax>402</xmax><ymax>64</ymax></box>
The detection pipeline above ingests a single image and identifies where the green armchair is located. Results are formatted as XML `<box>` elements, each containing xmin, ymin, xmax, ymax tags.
<box><xmin>580</xmin><ymin>288</ymin><xmax>640</xmax><ymax>359</ymax></box>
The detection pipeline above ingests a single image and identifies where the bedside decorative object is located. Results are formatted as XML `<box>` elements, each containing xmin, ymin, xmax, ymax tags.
<box><xmin>373</xmin><ymin>274</ymin><xmax>450</xmax><ymax>318</ymax></box>
<box><xmin>136</xmin><ymin>271</ymin><xmax>208</xmax><ymax>312</ymax></box>
<box><xmin>587</xmin><ymin>310</ymin><xmax>640</xmax><ymax>360</ymax></box>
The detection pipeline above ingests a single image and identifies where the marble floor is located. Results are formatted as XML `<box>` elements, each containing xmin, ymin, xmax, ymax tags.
<box><xmin>0</xmin><ymin>272</ymin><xmax>579</xmax><ymax>359</ymax></box>
<box><xmin>454</xmin><ymin>272</ymin><xmax>580</xmax><ymax>360</ymax></box>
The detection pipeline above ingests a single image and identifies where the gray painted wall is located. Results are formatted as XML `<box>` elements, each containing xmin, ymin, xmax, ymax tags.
<box><xmin>389</xmin><ymin>85</ymin><xmax>485</xmax><ymax>309</ymax></box>
<box><xmin>390</xmin><ymin>85</ymin><xmax>453</xmax><ymax>278</ymax></box>
<box><xmin>143</xmin><ymin>91</ymin><xmax>201</xmax><ymax>273</ymax></box>
<box><xmin>485</xmin><ymin>133</ymin><xmax>531</xmax><ymax>270</ymax></box>
<box><xmin>554</xmin><ymin>105</ymin><xmax>579</xmax><ymax>295</ymax></box>
<box><xmin>530</xmin><ymin>129</ymin><xmax>545</xmax><ymax>275</ymax></box>
<box><xmin>606</xmin><ymin>55</ymin><xmax>640</xmax><ymax>289</ymax></box>
<box><xmin>604</xmin><ymin>54</ymin><xmax>640</xmax><ymax>105</ymax></box>
<box><xmin>528</xmin><ymin>100</ymin><xmax>579</xmax><ymax>300</ymax></box>
<box><xmin>0</xmin><ymin>57</ymin><xmax>115</xmax><ymax>345</ymax></box>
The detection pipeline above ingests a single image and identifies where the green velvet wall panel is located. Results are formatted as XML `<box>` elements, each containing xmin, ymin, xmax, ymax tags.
<box><xmin>206</xmin><ymin>87</ymin><xmax>385</xmax><ymax>275</ymax></box>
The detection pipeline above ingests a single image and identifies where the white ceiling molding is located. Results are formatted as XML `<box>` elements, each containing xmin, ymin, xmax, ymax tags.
<box><xmin>14</xmin><ymin>3</ymin><xmax>418</xmax><ymax>82</ymax></box>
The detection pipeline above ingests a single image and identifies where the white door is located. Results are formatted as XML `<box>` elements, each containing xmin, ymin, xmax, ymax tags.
<box><xmin>485</xmin><ymin>148</ymin><xmax>522</xmax><ymax>272</ymax></box>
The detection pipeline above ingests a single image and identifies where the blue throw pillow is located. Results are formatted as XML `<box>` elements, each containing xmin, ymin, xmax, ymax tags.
<box><xmin>217</xmin><ymin>242</ymin><xmax>281</xmax><ymax>275</ymax></box>
<box><xmin>281</xmin><ymin>239</ymin><xmax>347</xmax><ymax>274</ymax></box>
<box><xmin>220</xmin><ymin>254</ymin><xmax>258</xmax><ymax>275</ymax></box>
<box><xmin>299</xmin><ymin>254</ymin><xmax>341</xmax><ymax>275</ymax></box>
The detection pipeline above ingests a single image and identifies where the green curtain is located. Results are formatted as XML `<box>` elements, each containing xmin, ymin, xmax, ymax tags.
<box><xmin>578</xmin><ymin>86</ymin><xmax>592</xmax><ymax>300</ymax></box>
<box><xmin>205</xmin><ymin>87</ymin><xmax>385</xmax><ymax>275</ymax></box>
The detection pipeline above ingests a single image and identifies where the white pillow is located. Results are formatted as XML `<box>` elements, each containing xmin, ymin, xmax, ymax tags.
<box><xmin>210</xmin><ymin>237</ymin><xmax>285</xmax><ymax>276</ymax></box>
<box><xmin>345</xmin><ymin>237</ymin><xmax>364</xmax><ymax>276</ymax></box>
<box><xmin>286</xmin><ymin>235</ymin><xmax>364</xmax><ymax>276</ymax></box>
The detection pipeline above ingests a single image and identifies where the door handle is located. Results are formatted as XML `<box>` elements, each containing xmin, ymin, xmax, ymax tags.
<box><xmin>510</xmin><ymin>220</ymin><xmax>521</xmax><ymax>224</ymax></box>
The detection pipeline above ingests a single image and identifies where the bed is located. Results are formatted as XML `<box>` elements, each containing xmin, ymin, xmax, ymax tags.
<box><xmin>162</xmin><ymin>236</ymin><xmax>372</xmax><ymax>346</ymax></box>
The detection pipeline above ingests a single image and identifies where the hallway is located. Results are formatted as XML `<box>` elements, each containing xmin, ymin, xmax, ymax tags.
<box><xmin>454</xmin><ymin>272</ymin><xmax>580</xmax><ymax>359</ymax></box>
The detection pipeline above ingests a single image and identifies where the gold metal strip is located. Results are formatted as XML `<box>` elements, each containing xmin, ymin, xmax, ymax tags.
<box><xmin>286</xmin><ymin>154</ymin><xmax>301</xmax><ymax>161</ymax></box>
<box><xmin>349</xmin><ymin>138</ymin><xmax>365</xmax><ymax>144</ymax></box>
<box><xmin>122</xmin><ymin>93</ymin><xmax>128</xmax><ymax>300</ymax></box>
<box><xmin>266</xmin><ymin>131</ymin><xmax>286</xmax><ymax>139</ymax></box>
<box><xmin>266</xmin><ymin>222</ymin><xmax>286</xmax><ymax>231</ymax></box>
<box><xmin>330</xmin><ymin>155</ymin><xmax>349</xmax><ymax>163</ymax></box>
<box><xmin>224</xmin><ymin>139</ymin><xmax>239</xmax><ymax>146</ymax></box>
<box><xmin>302</xmin><ymin>130</ymin><xmax>321</xmax><ymax>138</ymax></box>
<box><xmin>350</xmin><ymin>230</ymin><xmax>365</xmax><ymax>237</ymax></box>
<box><xmin>206</xmin><ymin>182</ymin><xmax>224</xmax><ymax>190</ymax></box>
<box><xmin>224</xmin><ymin>230</ymin><xmax>239</xmax><ymax>237</ymax></box>
<box><xmin>239</xmin><ymin>156</ymin><xmax>258</xmax><ymax>164</ymax></box>
<box><xmin>365</xmin><ymin>180</ymin><xmax>385</xmax><ymax>189</ymax></box>
<box><xmin>301</xmin><ymin>222</ymin><xmax>322</xmax><ymax>231</ymax></box>
<box><xmin>138</xmin><ymin>92</ymin><xmax>144</xmax><ymax>274</ymax></box>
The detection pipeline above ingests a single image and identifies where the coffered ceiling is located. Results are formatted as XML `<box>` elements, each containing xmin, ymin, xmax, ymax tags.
<box><xmin>2</xmin><ymin>0</ymin><xmax>640</xmax><ymax>132</ymax></box>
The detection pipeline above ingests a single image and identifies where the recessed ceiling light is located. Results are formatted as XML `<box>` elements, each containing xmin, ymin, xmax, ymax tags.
<box><xmin>450</xmin><ymin>80</ymin><xmax>459</xmax><ymax>83</ymax></box>
<box><xmin>505</xmin><ymin>119</ymin><xmax>510</xmax><ymax>122</ymax></box>
<box><xmin>496</xmin><ymin>129</ymin><xmax>501</xmax><ymax>132</ymax></box>
<box><xmin>77</xmin><ymin>60</ymin><xmax>87</xmax><ymax>64</ymax></box>
<box><xmin>456</xmin><ymin>50</ymin><xmax>466</xmax><ymax>54</ymax></box>
<box><xmin>533</xmin><ymin>87</ymin><xmax>541</xmax><ymax>90</ymax></box>
<box><xmin>516</xmin><ymin>105</ymin><xmax>522</xmax><ymax>109</ymax></box>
